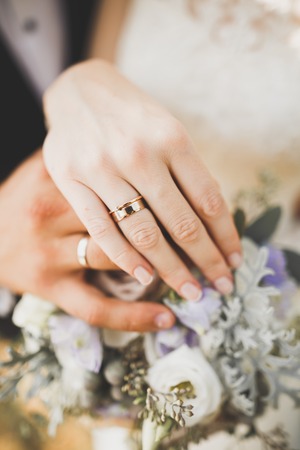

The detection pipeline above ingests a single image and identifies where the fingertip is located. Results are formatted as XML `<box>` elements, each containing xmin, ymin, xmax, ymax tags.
<box><xmin>154</xmin><ymin>311</ymin><xmax>175</xmax><ymax>329</ymax></box>
<box><xmin>179</xmin><ymin>282</ymin><xmax>202</xmax><ymax>302</ymax></box>
<box><xmin>228</xmin><ymin>252</ymin><xmax>243</xmax><ymax>269</ymax></box>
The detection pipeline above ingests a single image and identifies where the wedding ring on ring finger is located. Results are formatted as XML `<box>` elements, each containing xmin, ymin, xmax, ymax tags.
<box><xmin>77</xmin><ymin>236</ymin><xmax>90</xmax><ymax>268</ymax></box>
<box><xmin>109</xmin><ymin>195</ymin><xmax>146</xmax><ymax>223</ymax></box>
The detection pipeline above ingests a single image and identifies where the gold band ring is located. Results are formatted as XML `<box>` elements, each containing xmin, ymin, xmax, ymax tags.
<box><xmin>109</xmin><ymin>195</ymin><xmax>146</xmax><ymax>223</ymax></box>
<box><xmin>77</xmin><ymin>236</ymin><xmax>90</xmax><ymax>268</ymax></box>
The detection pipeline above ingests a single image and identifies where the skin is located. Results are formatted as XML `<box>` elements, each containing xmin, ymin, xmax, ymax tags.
<box><xmin>0</xmin><ymin>151</ymin><xmax>175</xmax><ymax>331</ymax></box>
<box><xmin>0</xmin><ymin>0</ymin><xmax>241</xmax><ymax>333</ymax></box>
<box><xmin>43</xmin><ymin>59</ymin><xmax>242</xmax><ymax>304</ymax></box>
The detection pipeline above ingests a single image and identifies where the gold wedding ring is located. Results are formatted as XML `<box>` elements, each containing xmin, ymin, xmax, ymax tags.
<box><xmin>109</xmin><ymin>195</ymin><xmax>146</xmax><ymax>223</ymax></box>
<box><xmin>77</xmin><ymin>236</ymin><xmax>90</xmax><ymax>268</ymax></box>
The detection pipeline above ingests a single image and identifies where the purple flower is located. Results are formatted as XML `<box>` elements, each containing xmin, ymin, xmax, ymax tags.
<box><xmin>264</xmin><ymin>246</ymin><xmax>289</xmax><ymax>286</ymax></box>
<box><xmin>154</xmin><ymin>326</ymin><xmax>198</xmax><ymax>357</ymax></box>
<box><xmin>164</xmin><ymin>288</ymin><xmax>221</xmax><ymax>334</ymax></box>
<box><xmin>49</xmin><ymin>314</ymin><xmax>103</xmax><ymax>373</ymax></box>
<box><xmin>264</xmin><ymin>246</ymin><xmax>297</xmax><ymax>319</ymax></box>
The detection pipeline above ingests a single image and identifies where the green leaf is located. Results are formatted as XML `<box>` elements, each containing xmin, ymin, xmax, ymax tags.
<box><xmin>245</xmin><ymin>206</ymin><xmax>282</xmax><ymax>244</ymax></box>
<box><xmin>283</xmin><ymin>249</ymin><xmax>300</xmax><ymax>283</ymax></box>
<box><xmin>133</xmin><ymin>397</ymin><xmax>146</xmax><ymax>406</ymax></box>
<box><xmin>233</xmin><ymin>208</ymin><xmax>246</xmax><ymax>237</ymax></box>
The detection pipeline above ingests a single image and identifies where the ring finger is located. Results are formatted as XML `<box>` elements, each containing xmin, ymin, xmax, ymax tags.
<box><xmin>93</xmin><ymin>177</ymin><xmax>203</xmax><ymax>301</ymax></box>
<box><xmin>56</xmin><ymin>179</ymin><xmax>155</xmax><ymax>285</ymax></box>
<box><xmin>59</xmin><ymin>234</ymin><xmax>118</xmax><ymax>271</ymax></box>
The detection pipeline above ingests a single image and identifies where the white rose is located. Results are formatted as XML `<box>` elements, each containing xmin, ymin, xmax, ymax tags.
<box><xmin>146</xmin><ymin>345</ymin><xmax>223</xmax><ymax>427</ymax></box>
<box><xmin>12</xmin><ymin>293</ymin><xmax>57</xmax><ymax>338</ymax></box>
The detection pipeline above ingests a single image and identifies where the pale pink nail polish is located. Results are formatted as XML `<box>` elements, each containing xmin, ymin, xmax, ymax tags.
<box><xmin>215</xmin><ymin>277</ymin><xmax>234</xmax><ymax>295</ymax></box>
<box><xmin>228</xmin><ymin>252</ymin><xmax>243</xmax><ymax>269</ymax></box>
<box><xmin>134</xmin><ymin>266</ymin><xmax>154</xmax><ymax>286</ymax></box>
<box><xmin>180</xmin><ymin>282</ymin><xmax>202</xmax><ymax>301</ymax></box>
<box><xmin>155</xmin><ymin>312</ymin><xmax>174</xmax><ymax>329</ymax></box>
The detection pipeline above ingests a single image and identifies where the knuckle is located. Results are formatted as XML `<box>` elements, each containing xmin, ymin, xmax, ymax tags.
<box><xmin>112</xmin><ymin>247</ymin><xmax>131</xmax><ymax>266</ymax></box>
<box><xmin>171</xmin><ymin>214</ymin><xmax>200</xmax><ymax>244</ymax></box>
<box><xmin>160</xmin><ymin>119</ymin><xmax>189</xmax><ymax>148</ymax></box>
<box><xmin>200</xmin><ymin>186</ymin><xmax>224</xmax><ymax>218</ymax></box>
<box><xmin>26</xmin><ymin>196</ymin><xmax>68</xmax><ymax>231</ymax></box>
<box><xmin>203</xmin><ymin>257</ymin><xmax>227</xmax><ymax>279</ymax></box>
<box><xmin>129</xmin><ymin>222</ymin><xmax>160</xmax><ymax>250</ymax></box>
<box><xmin>123</xmin><ymin>138</ymin><xmax>148</xmax><ymax>170</ymax></box>
<box><xmin>83</xmin><ymin>303</ymin><xmax>106</xmax><ymax>326</ymax></box>
<box><xmin>86</xmin><ymin>215</ymin><xmax>111</xmax><ymax>241</ymax></box>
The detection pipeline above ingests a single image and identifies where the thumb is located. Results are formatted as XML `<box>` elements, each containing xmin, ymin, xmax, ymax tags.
<box><xmin>49</xmin><ymin>275</ymin><xmax>175</xmax><ymax>332</ymax></box>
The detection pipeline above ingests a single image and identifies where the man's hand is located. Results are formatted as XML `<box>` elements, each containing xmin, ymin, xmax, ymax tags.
<box><xmin>0</xmin><ymin>151</ymin><xmax>175</xmax><ymax>331</ymax></box>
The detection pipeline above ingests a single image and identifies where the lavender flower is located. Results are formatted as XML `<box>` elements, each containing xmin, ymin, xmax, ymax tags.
<box><xmin>144</xmin><ymin>326</ymin><xmax>198</xmax><ymax>365</ymax></box>
<box><xmin>155</xmin><ymin>326</ymin><xmax>198</xmax><ymax>356</ymax></box>
<box><xmin>164</xmin><ymin>288</ymin><xmax>221</xmax><ymax>335</ymax></box>
<box><xmin>264</xmin><ymin>246</ymin><xmax>289</xmax><ymax>286</ymax></box>
<box><xmin>49</xmin><ymin>314</ymin><xmax>103</xmax><ymax>373</ymax></box>
<box><xmin>264</xmin><ymin>246</ymin><xmax>297</xmax><ymax>318</ymax></box>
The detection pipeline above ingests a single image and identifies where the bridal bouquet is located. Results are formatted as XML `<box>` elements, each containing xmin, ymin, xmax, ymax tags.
<box><xmin>1</xmin><ymin>180</ymin><xmax>300</xmax><ymax>449</ymax></box>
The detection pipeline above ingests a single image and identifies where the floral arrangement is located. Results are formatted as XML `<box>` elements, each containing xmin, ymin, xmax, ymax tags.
<box><xmin>1</xmin><ymin>176</ymin><xmax>300</xmax><ymax>450</ymax></box>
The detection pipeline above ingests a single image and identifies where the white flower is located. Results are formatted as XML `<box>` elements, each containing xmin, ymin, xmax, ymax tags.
<box><xmin>146</xmin><ymin>345</ymin><xmax>223</xmax><ymax>427</ymax></box>
<box><xmin>103</xmin><ymin>329</ymin><xmax>139</xmax><ymax>348</ymax></box>
<box><xmin>12</xmin><ymin>293</ymin><xmax>57</xmax><ymax>338</ymax></box>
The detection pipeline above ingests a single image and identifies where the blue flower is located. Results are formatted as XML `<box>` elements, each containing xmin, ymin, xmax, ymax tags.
<box><xmin>164</xmin><ymin>288</ymin><xmax>221</xmax><ymax>335</ymax></box>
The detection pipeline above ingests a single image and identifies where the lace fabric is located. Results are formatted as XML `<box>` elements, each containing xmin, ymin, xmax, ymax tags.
<box><xmin>116</xmin><ymin>0</ymin><xmax>300</xmax><ymax>159</ymax></box>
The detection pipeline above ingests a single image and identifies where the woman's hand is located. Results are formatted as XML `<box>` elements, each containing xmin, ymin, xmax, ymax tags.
<box><xmin>0</xmin><ymin>151</ymin><xmax>175</xmax><ymax>331</ymax></box>
<box><xmin>43</xmin><ymin>59</ymin><xmax>242</xmax><ymax>301</ymax></box>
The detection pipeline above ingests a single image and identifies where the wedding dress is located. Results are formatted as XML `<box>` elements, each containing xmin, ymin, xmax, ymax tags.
<box><xmin>109</xmin><ymin>0</ymin><xmax>300</xmax><ymax>449</ymax></box>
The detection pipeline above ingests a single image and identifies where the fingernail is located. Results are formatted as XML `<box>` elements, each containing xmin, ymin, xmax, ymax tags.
<box><xmin>214</xmin><ymin>277</ymin><xmax>234</xmax><ymax>295</ymax></box>
<box><xmin>180</xmin><ymin>282</ymin><xmax>202</xmax><ymax>301</ymax></box>
<box><xmin>228</xmin><ymin>252</ymin><xmax>243</xmax><ymax>269</ymax></box>
<box><xmin>133</xmin><ymin>266</ymin><xmax>154</xmax><ymax>286</ymax></box>
<box><xmin>155</xmin><ymin>312</ymin><xmax>174</xmax><ymax>329</ymax></box>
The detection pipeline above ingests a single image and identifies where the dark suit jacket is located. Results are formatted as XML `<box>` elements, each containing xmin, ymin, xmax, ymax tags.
<box><xmin>0</xmin><ymin>0</ymin><xmax>100</xmax><ymax>337</ymax></box>
<box><xmin>0</xmin><ymin>0</ymin><xmax>100</xmax><ymax>182</ymax></box>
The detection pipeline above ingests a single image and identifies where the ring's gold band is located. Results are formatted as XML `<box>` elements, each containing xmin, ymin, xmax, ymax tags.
<box><xmin>109</xmin><ymin>195</ymin><xmax>146</xmax><ymax>223</ymax></box>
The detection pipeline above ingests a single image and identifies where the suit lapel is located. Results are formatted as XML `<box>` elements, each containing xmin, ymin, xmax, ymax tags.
<box><xmin>63</xmin><ymin>0</ymin><xmax>100</xmax><ymax>64</ymax></box>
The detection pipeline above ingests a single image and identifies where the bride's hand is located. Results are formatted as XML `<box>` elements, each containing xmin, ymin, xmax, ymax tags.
<box><xmin>43</xmin><ymin>59</ymin><xmax>242</xmax><ymax>300</ymax></box>
<box><xmin>0</xmin><ymin>151</ymin><xmax>175</xmax><ymax>331</ymax></box>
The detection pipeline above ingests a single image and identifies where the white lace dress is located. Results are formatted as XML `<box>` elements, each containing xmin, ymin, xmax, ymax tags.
<box><xmin>113</xmin><ymin>1</ymin><xmax>300</xmax><ymax>448</ymax></box>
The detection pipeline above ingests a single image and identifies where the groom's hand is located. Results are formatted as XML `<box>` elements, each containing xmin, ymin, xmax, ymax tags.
<box><xmin>44</xmin><ymin>59</ymin><xmax>242</xmax><ymax>301</ymax></box>
<box><xmin>0</xmin><ymin>151</ymin><xmax>175</xmax><ymax>331</ymax></box>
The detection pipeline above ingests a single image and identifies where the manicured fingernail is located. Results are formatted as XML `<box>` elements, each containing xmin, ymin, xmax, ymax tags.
<box><xmin>180</xmin><ymin>282</ymin><xmax>202</xmax><ymax>301</ymax></box>
<box><xmin>133</xmin><ymin>266</ymin><xmax>154</xmax><ymax>286</ymax></box>
<box><xmin>214</xmin><ymin>277</ymin><xmax>234</xmax><ymax>295</ymax></box>
<box><xmin>228</xmin><ymin>252</ymin><xmax>243</xmax><ymax>269</ymax></box>
<box><xmin>155</xmin><ymin>312</ymin><xmax>174</xmax><ymax>329</ymax></box>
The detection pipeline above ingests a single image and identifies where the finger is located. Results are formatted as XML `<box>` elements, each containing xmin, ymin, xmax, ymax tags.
<box><xmin>131</xmin><ymin>165</ymin><xmax>234</xmax><ymax>294</ymax></box>
<box><xmin>50</xmin><ymin>275</ymin><xmax>175</xmax><ymax>331</ymax></box>
<box><xmin>28</xmin><ymin>160</ymin><xmax>85</xmax><ymax>236</ymax></box>
<box><xmin>170</xmin><ymin>149</ymin><xmax>243</xmax><ymax>268</ymax></box>
<box><xmin>60</xmin><ymin>234</ymin><xmax>118</xmax><ymax>270</ymax></box>
<box><xmin>56</xmin><ymin>179</ymin><xmax>155</xmax><ymax>285</ymax></box>
<box><xmin>94</xmin><ymin>176</ymin><xmax>203</xmax><ymax>301</ymax></box>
